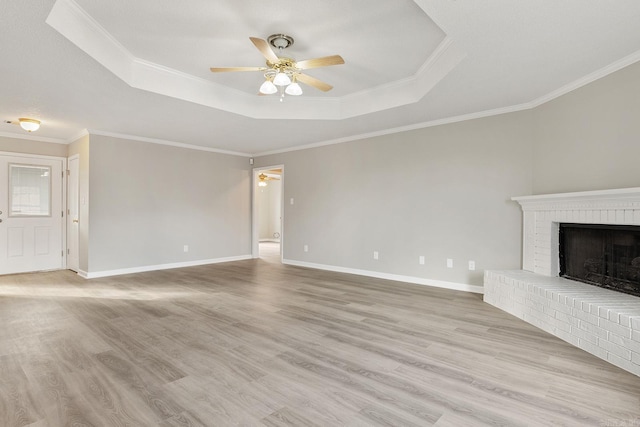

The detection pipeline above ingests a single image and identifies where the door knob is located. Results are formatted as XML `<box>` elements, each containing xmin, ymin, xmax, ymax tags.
<box><xmin>73</xmin><ymin>219</ymin><xmax>79</xmax><ymax>223</ymax></box>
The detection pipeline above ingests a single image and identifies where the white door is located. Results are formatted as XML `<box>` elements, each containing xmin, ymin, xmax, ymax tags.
<box><xmin>0</xmin><ymin>154</ymin><xmax>64</xmax><ymax>275</ymax></box>
<box><xmin>67</xmin><ymin>155</ymin><xmax>79</xmax><ymax>272</ymax></box>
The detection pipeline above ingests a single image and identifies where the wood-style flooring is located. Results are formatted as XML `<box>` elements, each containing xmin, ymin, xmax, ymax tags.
<box><xmin>1</xmin><ymin>243</ymin><xmax>639</xmax><ymax>426</ymax></box>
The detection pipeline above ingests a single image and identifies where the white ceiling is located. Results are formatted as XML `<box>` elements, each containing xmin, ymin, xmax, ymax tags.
<box><xmin>2</xmin><ymin>0</ymin><xmax>640</xmax><ymax>155</ymax></box>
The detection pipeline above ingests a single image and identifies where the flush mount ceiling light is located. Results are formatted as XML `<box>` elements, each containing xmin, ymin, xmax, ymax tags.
<box><xmin>211</xmin><ymin>34</ymin><xmax>344</xmax><ymax>101</ymax></box>
<box><xmin>3</xmin><ymin>117</ymin><xmax>41</xmax><ymax>132</ymax></box>
<box><xmin>19</xmin><ymin>118</ymin><xmax>41</xmax><ymax>132</ymax></box>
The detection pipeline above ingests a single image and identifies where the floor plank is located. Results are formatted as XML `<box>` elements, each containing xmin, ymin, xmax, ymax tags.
<box><xmin>0</xmin><ymin>243</ymin><xmax>639</xmax><ymax>426</ymax></box>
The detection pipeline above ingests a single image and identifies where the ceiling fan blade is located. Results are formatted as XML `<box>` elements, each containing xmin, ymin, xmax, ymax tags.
<box><xmin>210</xmin><ymin>66</ymin><xmax>266</xmax><ymax>73</ymax></box>
<box><xmin>296</xmin><ymin>73</ymin><xmax>333</xmax><ymax>92</ymax></box>
<box><xmin>250</xmin><ymin>37</ymin><xmax>279</xmax><ymax>63</ymax></box>
<box><xmin>296</xmin><ymin>55</ymin><xmax>344</xmax><ymax>70</ymax></box>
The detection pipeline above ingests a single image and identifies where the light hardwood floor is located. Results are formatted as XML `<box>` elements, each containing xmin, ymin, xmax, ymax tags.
<box><xmin>1</xmin><ymin>245</ymin><xmax>639</xmax><ymax>426</ymax></box>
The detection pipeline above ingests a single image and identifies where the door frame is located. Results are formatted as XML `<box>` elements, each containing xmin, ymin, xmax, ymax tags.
<box><xmin>252</xmin><ymin>164</ymin><xmax>284</xmax><ymax>260</ymax></box>
<box><xmin>0</xmin><ymin>151</ymin><xmax>67</xmax><ymax>272</ymax></box>
<box><xmin>66</xmin><ymin>154</ymin><xmax>79</xmax><ymax>272</ymax></box>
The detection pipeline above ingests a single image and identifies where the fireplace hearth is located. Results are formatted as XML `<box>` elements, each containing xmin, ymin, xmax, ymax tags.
<box><xmin>559</xmin><ymin>223</ymin><xmax>640</xmax><ymax>298</ymax></box>
<box><xmin>485</xmin><ymin>188</ymin><xmax>640</xmax><ymax>378</ymax></box>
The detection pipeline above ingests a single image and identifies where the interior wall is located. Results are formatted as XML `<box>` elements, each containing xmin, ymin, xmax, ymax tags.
<box><xmin>258</xmin><ymin>179</ymin><xmax>282</xmax><ymax>241</ymax></box>
<box><xmin>256</xmin><ymin>111</ymin><xmax>534</xmax><ymax>287</ymax></box>
<box><xmin>86</xmin><ymin>135</ymin><xmax>251</xmax><ymax>273</ymax></box>
<box><xmin>0</xmin><ymin>135</ymin><xmax>68</xmax><ymax>157</ymax></box>
<box><xmin>67</xmin><ymin>134</ymin><xmax>90</xmax><ymax>272</ymax></box>
<box><xmin>533</xmin><ymin>61</ymin><xmax>640</xmax><ymax>194</ymax></box>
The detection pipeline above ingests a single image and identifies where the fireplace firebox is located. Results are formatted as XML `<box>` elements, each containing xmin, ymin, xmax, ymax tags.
<box><xmin>559</xmin><ymin>223</ymin><xmax>640</xmax><ymax>298</ymax></box>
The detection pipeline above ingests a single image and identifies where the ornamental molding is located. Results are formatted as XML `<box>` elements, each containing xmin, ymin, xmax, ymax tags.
<box><xmin>512</xmin><ymin>188</ymin><xmax>640</xmax><ymax>212</ymax></box>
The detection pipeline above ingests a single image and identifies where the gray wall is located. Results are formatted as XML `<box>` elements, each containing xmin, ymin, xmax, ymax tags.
<box><xmin>533</xmin><ymin>61</ymin><xmax>640</xmax><ymax>194</ymax></box>
<box><xmin>256</xmin><ymin>112</ymin><xmax>534</xmax><ymax>286</ymax></box>
<box><xmin>86</xmin><ymin>135</ymin><xmax>251</xmax><ymax>273</ymax></box>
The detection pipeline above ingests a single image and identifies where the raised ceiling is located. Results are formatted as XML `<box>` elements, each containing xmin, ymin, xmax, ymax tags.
<box><xmin>2</xmin><ymin>0</ymin><xmax>640</xmax><ymax>155</ymax></box>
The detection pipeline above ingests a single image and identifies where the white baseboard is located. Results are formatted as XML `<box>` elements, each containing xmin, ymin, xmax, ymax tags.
<box><xmin>80</xmin><ymin>255</ymin><xmax>253</xmax><ymax>279</ymax></box>
<box><xmin>282</xmin><ymin>259</ymin><xmax>484</xmax><ymax>294</ymax></box>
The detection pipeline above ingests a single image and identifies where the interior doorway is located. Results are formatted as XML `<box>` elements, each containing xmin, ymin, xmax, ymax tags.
<box><xmin>252</xmin><ymin>165</ymin><xmax>283</xmax><ymax>261</ymax></box>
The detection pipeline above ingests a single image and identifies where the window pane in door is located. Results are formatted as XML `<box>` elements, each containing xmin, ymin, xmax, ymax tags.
<box><xmin>9</xmin><ymin>164</ymin><xmax>51</xmax><ymax>216</ymax></box>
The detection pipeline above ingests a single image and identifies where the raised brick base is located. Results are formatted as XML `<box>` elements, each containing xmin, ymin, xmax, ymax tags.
<box><xmin>484</xmin><ymin>270</ymin><xmax>640</xmax><ymax>377</ymax></box>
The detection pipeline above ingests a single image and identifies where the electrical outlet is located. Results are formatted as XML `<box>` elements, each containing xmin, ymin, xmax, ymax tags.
<box><xmin>447</xmin><ymin>258</ymin><xmax>453</xmax><ymax>268</ymax></box>
<box><xmin>304</xmin><ymin>244</ymin><xmax>309</xmax><ymax>252</ymax></box>
<box><xmin>373</xmin><ymin>251</ymin><xmax>379</xmax><ymax>260</ymax></box>
<box><xmin>468</xmin><ymin>260</ymin><xmax>475</xmax><ymax>270</ymax></box>
<box><xmin>183</xmin><ymin>245</ymin><xmax>189</xmax><ymax>253</ymax></box>
<box><xmin>419</xmin><ymin>256</ymin><xmax>425</xmax><ymax>265</ymax></box>
<box><xmin>290</xmin><ymin>198</ymin><xmax>294</xmax><ymax>205</ymax></box>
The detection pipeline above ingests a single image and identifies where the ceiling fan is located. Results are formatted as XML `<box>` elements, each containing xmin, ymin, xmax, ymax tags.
<box><xmin>257</xmin><ymin>172</ymin><xmax>280</xmax><ymax>187</ymax></box>
<box><xmin>211</xmin><ymin>34</ymin><xmax>344</xmax><ymax>97</ymax></box>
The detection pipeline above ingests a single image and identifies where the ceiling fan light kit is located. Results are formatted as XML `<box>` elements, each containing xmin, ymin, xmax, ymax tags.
<box><xmin>211</xmin><ymin>34</ymin><xmax>344</xmax><ymax>99</ymax></box>
<box><xmin>259</xmin><ymin>79</ymin><xmax>278</xmax><ymax>95</ymax></box>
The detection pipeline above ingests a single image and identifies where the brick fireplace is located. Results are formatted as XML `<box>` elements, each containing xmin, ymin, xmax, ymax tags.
<box><xmin>484</xmin><ymin>187</ymin><xmax>640</xmax><ymax>377</ymax></box>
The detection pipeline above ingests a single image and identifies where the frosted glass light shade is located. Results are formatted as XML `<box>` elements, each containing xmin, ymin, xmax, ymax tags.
<box><xmin>285</xmin><ymin>82</ymin><xmax>303</xmax><ymax>96</ymax></box>
<box><xmin>259</xmin><ymin>80</ymin><xmax>277</xmax><ymax>94</ymax></box>
<box><xmin>273</xmin><ymin>72</ymin><xmax>291</xmax><ymax>86</ymax></box>
<box><xmin>19</xmin><ymin>118</ymin><xmax>40</xmax><ymax>132</ymax></box>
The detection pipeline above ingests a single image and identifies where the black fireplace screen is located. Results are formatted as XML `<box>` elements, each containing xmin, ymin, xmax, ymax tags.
<box><xmin>559</xmin><ymin>223</ymin><xmax>640</xmax><ymax>298</ymax></box>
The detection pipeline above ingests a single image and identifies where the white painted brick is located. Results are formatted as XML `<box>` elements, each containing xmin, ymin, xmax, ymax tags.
<box><xmin>600</xmin><ymin>339</ymin><xmax>632</xmax><ymax>360</ymax></box>
<box><xmin>579</xmin><ymin>339</ymin><xmax>608</xmax><ymax>359</ymax></box>
<box><xmin>600</xmin><ymin>318</ymin><xmax>632</xmax><ymax>339</ymax></box>
<box><xmin>592</xmin><ymin>210</ymin><xmax>601</xmax><ymax>223</ymax></box>
<box><xmin>549</xmin><ymin>300</ymin><xmax>573</xmax><ymax>315</ymax></box>
<box><xmin>573</xmin><ymin>327</ymin><xmax>598</xmax><ymax>345</ymax></box>
<box><xmin>625</xmin><ymin>209</ymin><xmax>634</xmax><ymax>223</ymax></box>
<box><xmin>485</xmin><ymin>270</ymin><xmax>640</xmax><ymax>378</ymax></box>
<box><xmin>554</xmin><ymin>319</ymin><xmax>571</xmax><ymax>333</ymax></box>
<box><xmin>618</xmin><ymin>309</ymin><xmax>640</xmax><ymax>321</ymax></box>
<box><xmin>555</xmin><ymin>311</ymin><xmax>576</xmax><ymax>326</ymax></box>
<box><xmin>608</xmin><ymin>333</ymin><xmax>640</xmax><ymax>354</ymax></box>
<box><xmin>578</xmin><ymin>320</ymin><xmax>609</xmax><ymax>340</ymax></box>
<box><xmin>607</xmin><ymin>353</ymin><xmax>640</xmax><ymax>377</ymax></box>
<box><xmin>575</xmin><ymin>309</ymin><xmax>599</xmax><ymax>326</ymax></box>
<box><xmin>542</xmin><ymin>305</ymin><xmax>556</xmax><ymax>317</ymax></box>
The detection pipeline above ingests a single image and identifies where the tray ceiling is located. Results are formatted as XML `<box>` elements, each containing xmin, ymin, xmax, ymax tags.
<box><xmin>1</xmin><ymin>0</ymin><xmax>640</xmax><ymax>154</ymax></box>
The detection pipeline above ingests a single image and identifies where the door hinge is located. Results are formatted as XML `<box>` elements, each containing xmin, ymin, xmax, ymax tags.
<box><xmin>62</xmin><ymin>211</ymin><xmax>64</xmax><ymax>218</ymax></box>
<box><xmin>61</xmin><ymin>250</ymin><xmax>64</xmax><ymax>257</ymax></box>
<box><xmin>62</xmin><ymin>171</ymin><xmax>64</xmax><ymax>178</ymax></box>
<box><xmin>67</xmin><ymin>249</ymin><xmax>70</xmax><ymax>255</ymax></box>
<box><xmin>67</xmin><ymin>169</ymin><xmax>70</xmax><ymax>176</ymax></box>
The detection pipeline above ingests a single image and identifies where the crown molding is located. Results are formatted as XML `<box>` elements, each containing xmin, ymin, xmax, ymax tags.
<box><xmin>529</xmin><ymin>48</ymin><xmax>640</xmax><ymax>108</ymax></box>
<box><xmin>253</xmin><ymin>102</ymin><xmax>533</xmax><ymax>157</ymax></box>
<box><xmin>0</xmin><ymin>131</ymin><xmax>69</xmax><ymax>144</ymax></box>
<box><xmin>66</xmin><ymin>129</ymin><xmax>90</xmax><ymax>143</ymax></box>
<box><xmin>88</xmin><ymin>129</ymin><xmax>252</xmax><ymax>157</ymax></box>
